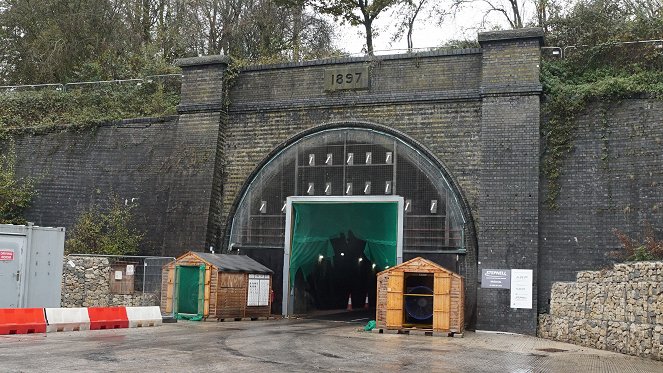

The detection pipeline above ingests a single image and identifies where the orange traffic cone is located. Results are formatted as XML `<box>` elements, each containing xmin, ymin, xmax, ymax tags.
<box><xmin>364</xmin><ymin>294</ymin><xmax>369</xmax><ymax>310</ymax></box>
<box><xmin>346</xmin><ymin>294</ymin><xmax>353</xmax><ymax>311</ymax></box>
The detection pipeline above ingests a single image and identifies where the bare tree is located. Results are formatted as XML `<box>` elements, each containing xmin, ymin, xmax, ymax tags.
<box><xmin>451</xmin><ymin>0</ymin><xmax>527</xmax><ymax>29</ymax></box>
<box><xmin>391</xmin><ymin>0</ymin><xmax>451</xmax><ymax>51</ymax></box>
<box><xmin>307</xmin><ymin>0</ymin><xmax>401</xmax><ymax>55</ymax></box>
<box><xmin>392</xmin><ymin>0</ymin><xmax>427</xmax><ymax>51</ymax></box>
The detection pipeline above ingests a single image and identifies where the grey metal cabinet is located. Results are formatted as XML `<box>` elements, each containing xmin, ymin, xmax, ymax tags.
<box><xmin>0</xmin><ymin>224</ymin><xmax>65</xmax><ymax>308</ymax></box>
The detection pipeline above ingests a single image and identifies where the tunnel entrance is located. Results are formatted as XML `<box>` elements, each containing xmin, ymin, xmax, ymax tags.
<box><xmin>283</xmin><ymin>197</ymin><xmax>404</xmax><ymax>317</ymax></box>
<box><xmin>292</xmin><ymin>231</ymin><xmax>377</xmax><ymax>318</ymax></box>
<box><xmin>228</xmin><ymin>126</ymin><xmax>474</xmax><ymax>325</ymax></box>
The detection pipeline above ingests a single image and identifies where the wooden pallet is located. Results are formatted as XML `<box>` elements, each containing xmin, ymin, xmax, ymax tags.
<box><xmin>372</xmin><ymin>328</ymin><xmax>463</xmax><ymax>338</ymax></box>
<box><xmin>215</xmin><ymin>316</ymin><xmax>280</xmax><ymax>322</ymax></box>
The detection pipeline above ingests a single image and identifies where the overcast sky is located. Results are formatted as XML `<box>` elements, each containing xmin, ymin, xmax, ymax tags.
<box><xmin>333</xmin><ymin>3</ymin><xmax>531</xmax><ymax>55</ymax></box>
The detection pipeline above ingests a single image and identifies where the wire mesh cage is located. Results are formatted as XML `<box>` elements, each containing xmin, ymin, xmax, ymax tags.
<box><xmin>230</xmin><ymin>127</ymin><xmax>466</xmax><ymax>255</ymax></box>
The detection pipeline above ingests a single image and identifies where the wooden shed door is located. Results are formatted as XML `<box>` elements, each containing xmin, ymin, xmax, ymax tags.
<box><xmin>204</xmin><ymin>266</ymin><xmax>211</xmax><ymax>316</ymax></box>
<box><xmin>165</xmin><ymin>266</ymin><xmax>175</xmax><ymax>313</ymax></box>
<box><xmin>386</xmin><ymin>272</ymin><xmax>404</xmax><ymax>328</ymax></box>
<box><xmin>433</xmin><ymin>272</ymin><xmax>451</xmax><ymax>330</ymax></box>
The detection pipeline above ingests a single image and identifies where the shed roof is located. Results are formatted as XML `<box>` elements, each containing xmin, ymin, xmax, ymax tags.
<box><xmin>194</xmin><ymin>253</ymin><xmax>273</xmax><ymax>274</ymax></box>
<box><xmin>377</xmin><ymin>256</ymin><xmax>461</xmax><ymax>277</ymax></box>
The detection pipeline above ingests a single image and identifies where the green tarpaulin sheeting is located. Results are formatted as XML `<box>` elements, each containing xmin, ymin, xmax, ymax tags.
<box><xmin>289</xmin><ymin>202</ymin><xmax>398</xmax><ymax>285</ymax></box>
<box><xmin>176</xmin><ymin>265</ymin><xmax>205</xmax><ymax>320</ymax></box>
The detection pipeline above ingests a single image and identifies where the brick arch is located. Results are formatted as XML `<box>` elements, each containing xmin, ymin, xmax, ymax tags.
<box><xmin>222</xmin><ymin>120</ymin><xmax>478</xmax><ymax>327</ymax></box>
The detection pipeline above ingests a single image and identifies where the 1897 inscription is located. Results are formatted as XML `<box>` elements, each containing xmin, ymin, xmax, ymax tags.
<box><xmin>324</xmin><ymin>66</ymin><xmax>370</xmax><ymax>91</ymax></box>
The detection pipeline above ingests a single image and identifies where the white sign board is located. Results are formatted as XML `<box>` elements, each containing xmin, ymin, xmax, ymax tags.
<box><xmin>126</xmin><ymin>264</ymin><xmax>135</xmax><ymax>276</ymax></box>
<box><xmin>510</xmin><ymin>269</ymin><xmax>533</xmax><ymax>309</ymax></box>
<box><xmin>114</xmin><ymin>271</ymin><xmax>123</xmax><ymax>280</ymax></box>
<box><xmin>248</xmin><ymin>279</ymin><xmax>259</xmax><ymax>306</ymax></box>
<box><xmin>247</xmin><ymin>274</ymin><xmax>270</xmax><ymax>307</ymax></box>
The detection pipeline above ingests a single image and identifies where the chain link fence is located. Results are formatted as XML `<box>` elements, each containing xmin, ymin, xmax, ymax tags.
<box><xmin>0</xmin><ymin>74</ymin><xmax>182</xmax><ymax>94</ymax></box>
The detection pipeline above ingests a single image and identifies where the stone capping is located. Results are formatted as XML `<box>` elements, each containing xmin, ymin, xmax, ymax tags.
<box><xmin>480</xmin><ymin>84</ymin><xmax>543</xmax><ymax>97</ymax></box>
<box><xmin>239</xmin><ymin>48</ymin><xmax>483</xmax><ymax>72</ymax></box>
<box><xmin>115</xmin><ymin>116</ymin><xmax>179</xmax><ymax>128</ymax></box>
<box><xmin>176</xmin><ymin>55</ymin><xmax>229</xmax><ymax>67</ymax></box>
<box><xmin>4</xmin><ymin>116</ymin><xmax>178</xmax><ymax>134</ymax></box>
<box><xmin>478</xmin><ymin>27</ymin><xmax>544</xmax><ymax>45</ymax></box>
<box><xmin>229</xmin><ymin>89</ymin><xmax>481</xmax><ymax>113</ymax></box>
<box><xmin>177</xmin><ymin>102</ymin><xmax>225</xmax><ymax>114</ymax></box>
<box><xmin>538</xmin><ymin>260</ymin><xmax>663</xmax><ymax>361</ymax></box>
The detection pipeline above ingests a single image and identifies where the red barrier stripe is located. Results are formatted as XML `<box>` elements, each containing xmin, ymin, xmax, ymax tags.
<box><xmin>87</xmin><ymin>307</ymin><xmax>129</xmax><ymax>330</ymax></box>
<box><xmin>0</xmin><ymin>308</ymin><xmax>47</xmax><ymax>335</ymax></box>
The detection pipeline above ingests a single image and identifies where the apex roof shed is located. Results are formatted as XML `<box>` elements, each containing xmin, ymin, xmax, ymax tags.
<box><xmin>376</xmin><ymin>257</ymin><xmax>464</xmax><ymax>334</ymax></box>
<box><xmin>161</xmin><ymin>252</ymin><xmax>273</xmax><ymax>320</ymax></box>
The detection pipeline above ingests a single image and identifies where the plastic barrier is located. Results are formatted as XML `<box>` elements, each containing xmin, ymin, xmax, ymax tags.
<box><xmin>125</xmin><ymin>306</ymin><xmax>163</xmax><ymax>328</ymax></box>
<box><xmin>0</xmin><ymin>308</ymin><xmax>47</xmax><ymax>335</ymax></box>
<box><xmin>45</xmin><ymin>307</ymin><xmax>90</xmax><ymax>332</ymax></box>
<box><xmin>87</xmin><ymin>307</ymin><xmax>129</xmax><ymax>330</ymax></box>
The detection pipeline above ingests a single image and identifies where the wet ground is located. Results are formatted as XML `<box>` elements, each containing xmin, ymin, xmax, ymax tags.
<box><xmin>1</xmin><ymin>317</ymin><xmax>662</xmax><ymax>372</ymax></box>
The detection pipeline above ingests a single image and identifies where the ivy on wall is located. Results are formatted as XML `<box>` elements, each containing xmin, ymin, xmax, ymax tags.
<box><xmin>0</xmin><ymin>141</ymin><xmax>36</xmax><ymax>224</ymax></box>
<box><xmin>0</xmin><ymin>81</ymin><xmax>179</xmax><ymax>140</ymax></box>
<box><xmin>540</xmin><ymin>43</ymin><xmax>663</xmax><ymax>209</ymax></box>
<box><xmin>2</xmin><ymin>45</ymin><xmax>663</xmax><ymax>211</ymax></box>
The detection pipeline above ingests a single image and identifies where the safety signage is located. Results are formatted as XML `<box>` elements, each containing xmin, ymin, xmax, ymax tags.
<box><xmin>481</xmin><ymin>269</ymin><xmax>510</xmax><ymax>289</ymax></box>
<box><xmin>0</xmin><ymin>249</ymin><xmax>14</xmax><ymax>261</ymax></box>
<box><xmin>510</xmin><ymin>269</ymin><xmax>533</xmax><ymax>309</ymax></box>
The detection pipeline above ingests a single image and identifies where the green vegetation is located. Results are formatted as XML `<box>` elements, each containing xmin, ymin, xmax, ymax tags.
<box><xmin>0</xmin><ymin>1</ymin><xmax>339</xmax><ymax>85</ymax></box>
<box><xmin>0</xmin><ymin>142</ymin><xmax>36</xmax><ymax>224</ymax></box>
<box><xmin>540</xmin><ymin>47</ymin><xmax>663</xmax><ymax>208</ymax></box>
<box><xmin>0</xmin><ymin>82</ymin><xmax>180</xmax><ymax>138</ymax></box>
<box><xmin>65</xmin><ymin>198</ymin><xmax>144</xmax><ymax>255</ymax></box>
<box><xmin>2</xmin><ymin>0</ymin><xmax>663</xmax><ymax>210</ymax></box>
<box><xmin>538</xmin><ymin>0</ymin><xmax>663</xmax><ymax>208</ymax></box>
<box><xmin>612</xmin><ymin>223</ymin><xmax>663</xmax><ymax>261</ymax></box>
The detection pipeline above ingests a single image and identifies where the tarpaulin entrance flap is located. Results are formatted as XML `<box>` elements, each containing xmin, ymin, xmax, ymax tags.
<box><xmin>177</xmin><ymin>265</ymin><xmax>201</xmax><ymax>315</ymax></box>
<box><xmin>290</xmin><ymin>202</ymin><xmax>398</xmax><ymax>285</ymax></box>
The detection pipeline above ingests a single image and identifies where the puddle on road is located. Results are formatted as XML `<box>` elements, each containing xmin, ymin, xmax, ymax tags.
<box><xmin>85</xmin><ymin>334</ymin><xmax>127</xmax><ymax>343</ymax></box>
<box><xmin>536</xmin><ymin>347</ymin><xmax>567</xmax><ymax>353</ymax></box>
<box><xmin>318</xmin><ymin>352</ymin><xmax>342</xmax><ymax>359</ymax></box>
<box><xmin>85</xmin><ymin>352</ymin><xmax>119</xmax><ymax>362</ymax></box>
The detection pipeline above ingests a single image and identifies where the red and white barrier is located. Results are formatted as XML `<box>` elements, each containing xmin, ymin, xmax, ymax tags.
<box><xmin>1</xmin><ymin>306</ymin><xmax>163</xmax><ymax>335</ymax></box>
<box><xmin>88</xmin><ymin>307</ymin><xmax>129</xmax><ymax>330</ymax></box>
<box><xmin>125</xmin><ymin>306</ymin><xmax>162</xmax><ymax>328</ymax></box>
<box><xmin>0</xmin><ymin>308</ymin><xmax>47</xmax><ymax>335</ymax></box>
<box><xmin>45</xmin><ymin>307</ymin><xmax>90</xmax><ymax>332</ymax></box>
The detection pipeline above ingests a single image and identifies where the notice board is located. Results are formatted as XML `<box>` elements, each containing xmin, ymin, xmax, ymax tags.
<box><xmin>247</xmin><ymin>274</ymin><xmax>270</xmax><ymax>306</ymax></box>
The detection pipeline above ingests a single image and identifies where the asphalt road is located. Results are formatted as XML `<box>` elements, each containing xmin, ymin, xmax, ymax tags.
<box><xmin>1</xmin><ymin>318</ymin><xmax>662</xmax><ymax>372</ymax></box>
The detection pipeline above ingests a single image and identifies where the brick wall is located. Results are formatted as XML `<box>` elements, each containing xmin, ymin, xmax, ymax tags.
<box><xmin>215</xmin><ymin>51</ymin><xmax>485</xmax><ymax>327</ymax></box>
<box><xmin>539</xmin><ymin>99</ymin><xmax>663</xmax><ymax>313</ymax></box>
<box><xmin>7</xmin><ymin>27</ymin><xmax>662</xmax><ymax>335</ymax></box>
<box><xmin>475</xmin><ymin>29</ymin><xmax>543</xmax><ymax>334</ymax></box>
<box><xmin>11</xmin><ymin>113</ymin><xmax>222</xmax><ymax>257</ymax></box>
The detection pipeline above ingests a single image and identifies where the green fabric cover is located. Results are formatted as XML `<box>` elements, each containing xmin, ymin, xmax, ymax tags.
<box><xmin>176</xmin><ymin>266</ymin><xmax>205</xmax><ymax>320</ymax></box>
<box><xmin>290</xmin><ymin>202</ymin><xmax>398</xmax><ymax>285</ymax></box>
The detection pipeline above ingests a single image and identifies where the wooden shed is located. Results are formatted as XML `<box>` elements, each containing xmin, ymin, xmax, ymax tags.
<box><xmin>376</xmin><ymin>257</ymin><xmax>464</xmax><ymax>334</ymax></box>
<box><xmin>161</xmin><ymin>252</ymin><xmax>273</xmax><ymax>320</ymax></box>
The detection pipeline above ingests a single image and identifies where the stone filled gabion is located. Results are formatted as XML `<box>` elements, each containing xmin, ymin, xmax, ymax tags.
<box><xmin>61</xmin><ymin>255</ymin><xmax>159</xmax><ymax>308</ymax></box>
<box><xmin>538</xmin><ymin>261</ymin><xmax>663</xmax><ymax>361</ymax></box>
